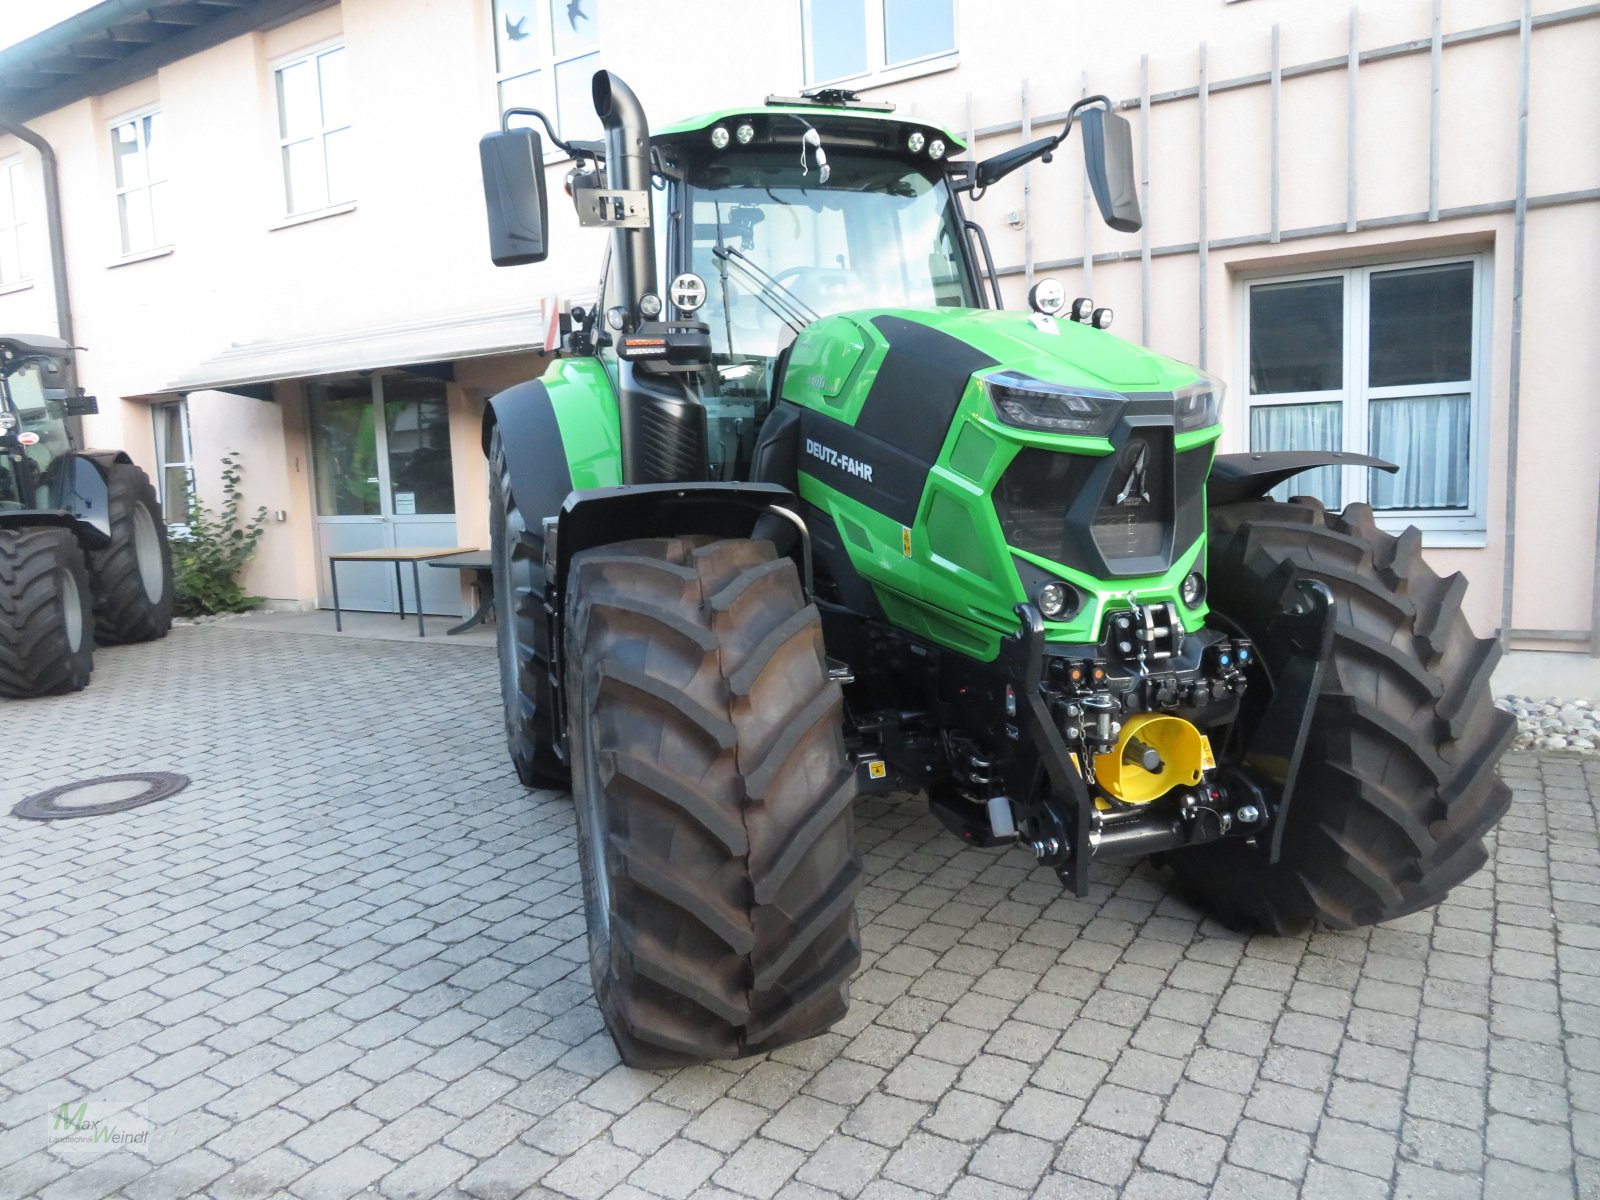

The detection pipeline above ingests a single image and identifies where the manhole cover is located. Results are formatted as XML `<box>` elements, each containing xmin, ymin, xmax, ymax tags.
<box><xmin>11</xmin><ymin>772</ymin><xmax>189</xmax><ymax>821</ymax></box>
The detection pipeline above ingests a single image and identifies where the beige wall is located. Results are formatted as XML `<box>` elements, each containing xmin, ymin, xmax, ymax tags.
<box><xmin>0</xmin><ymin>0</ymin><xmax>1595</xmax><ymax>655</ymax></box>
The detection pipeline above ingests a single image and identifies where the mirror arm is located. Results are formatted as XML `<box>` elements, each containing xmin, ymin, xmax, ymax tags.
<box><xmin>972</xmin><ymin>93</ymin><xmax>1117</xmax><ymax>190</ymax></box>
<box><xmin>501</xmin><ymin>106</ymin><xmax>580</xmax><ymax>157</ymax></box>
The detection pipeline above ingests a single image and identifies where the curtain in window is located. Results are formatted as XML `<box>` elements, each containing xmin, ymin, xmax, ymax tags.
<box><xmin>1368</xmin><ymin>393</ymin><xmax>1470</xmax><ymax>510</ymax></box>
<box><xmin>1249</xmin><ymin>402</ymin><xmax>1342</xmax><ymax>507</ymax></box>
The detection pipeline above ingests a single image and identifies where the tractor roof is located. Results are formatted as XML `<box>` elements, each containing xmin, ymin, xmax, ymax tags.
<box><xmin>0</xmin><ymin>333</ymin><xmax>71</xmax><ymax>363</ymax></box>
<box><xmin>655</xmin><ymin>96</ymin><xmax>966</xmax><ymax>155</ymax></box>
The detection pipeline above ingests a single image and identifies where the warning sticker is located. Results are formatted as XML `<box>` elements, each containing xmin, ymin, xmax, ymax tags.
<box><xmin>1198</xmin><ymin>736</ymin><xmax>1217</xmax><ymax>772</ymax></box>
<box><xmin>901</xmin><ymin>527</ymin><xmax>912</xmax><ymax>557</ymax></box>
<box><xmin>867</xmin><ymin>760</ymin><xmax>887</xmax><ymax>780</ymax></box>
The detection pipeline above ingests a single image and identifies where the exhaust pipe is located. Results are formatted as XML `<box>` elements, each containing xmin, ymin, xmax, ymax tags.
<box><xmin>592</xmin><ymin>71</ymin><xmax>657</xmax><ymax>309</ymax></box>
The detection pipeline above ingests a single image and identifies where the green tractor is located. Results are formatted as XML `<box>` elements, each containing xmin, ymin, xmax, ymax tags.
<box><xmin>0</xmin><ymin>334</ymin><xmax>173</xmax><ymax>698</ymax></box>
<box><xmin>477</xmin><ymin>74</ymin><xmax>1512</xmax><ymax>1067</ymax></box>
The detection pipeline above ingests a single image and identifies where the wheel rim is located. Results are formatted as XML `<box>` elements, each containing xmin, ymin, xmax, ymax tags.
<box><xmin>61</xmin><ymin>568</ymin><xmax>83</xmax><ymax>652</ymax></box>
<box><xmin>132</xmin><ymin>504</ymin><xmax>163</xmax><ymax>603</ymax></box>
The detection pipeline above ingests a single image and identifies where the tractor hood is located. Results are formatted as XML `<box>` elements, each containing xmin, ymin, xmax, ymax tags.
<box><xmin>782</xmin><ymin>307</ymin><xmax>1211</xmax><ymax>426</ymax></box>
<box><xmin>875</xmin><ymin>307</ymin><xmax>1202</xmax><ymax>396</ymax></box>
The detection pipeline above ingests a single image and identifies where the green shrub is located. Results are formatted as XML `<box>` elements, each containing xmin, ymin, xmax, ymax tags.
<box><xmin>170</xmin><ymin>453</ymin><xmax>269</xmax><ymax>616</ymax></box>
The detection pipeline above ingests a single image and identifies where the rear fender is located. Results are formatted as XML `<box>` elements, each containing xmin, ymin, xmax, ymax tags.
<box><xmin>1207</xmin><ymin>450</ymin><xmax>1396</xmax><ymax>508</ymax></box>
<box><xmin>0</xmin><ymin>451</ymin><xmax>119</xmax><ymax>548</ymax></box>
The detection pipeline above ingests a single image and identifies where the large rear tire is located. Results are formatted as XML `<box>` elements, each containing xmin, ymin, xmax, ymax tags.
<box><xmin>489</xmin><ymin>426</ymin><xmax>567</xmax><ymax>788</ymax></box>
<box><xmin>1166</xmin><ymin>498</ymin><xmax>1514</xmax><ymax>934</ymax></box>
<box><xmin>87</xmin><ymin>461</ymin><xmax>173</xmax><ymax>645</ymax></box>
<box><xmin>0</xmin><ymin>527</ymin><xmax>95</xmax><ymax>698</ymax></box>
<box><xmin>566</xmin><ymin>536</ymin><xmax>861</xmax><ymax>1068</ymax></box>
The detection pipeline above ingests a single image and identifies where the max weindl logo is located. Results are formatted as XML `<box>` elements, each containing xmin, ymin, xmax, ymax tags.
<box><xmin>48</xmin><ymin>1097</ymin><xmax>152</xmax><ymax>1155</ymax></box>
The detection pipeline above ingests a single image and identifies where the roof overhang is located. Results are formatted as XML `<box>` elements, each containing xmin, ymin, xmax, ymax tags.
<box><xmin>157</xmin><ymin>304</ymin><xmax>549</xmax><ymax>398</ymax></box>
<box><xmin>0</xmin><ymin>0</ymin><xmax>337</xmax><ymax>124</ymax></box>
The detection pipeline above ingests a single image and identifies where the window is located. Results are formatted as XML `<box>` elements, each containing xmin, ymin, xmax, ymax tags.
<box><xmin>803</xmin><ymin>0</ymin><xmax>956</xmax><ymax>86</ymax></box>
<box><xmin>1242</xmin><ymin>256</ymin><xmax>1488</xmax><ymax>536</ymax></box>
<box><xmin>110</xmin><ymin>110</ymin><xmax>167</xmax><ymax>255</ymax></box>
<box><xmin>1</xmin><ymin>155</ymin><xmax>28</xmax><ymax>286</ymax></box>
<box><xmin>275</xmin><ymin>44</ymin><xmax>352</xmax><ymax>216</ymax></box>
<box><xmin>493</xmin><ymin>0</ymin><xmax>601</xmax><ymax>145</ymax></box>
<box><xmin>152</xmin><ymin>401</ymin><xmax>193</xmax><ymax>525</ymax></box>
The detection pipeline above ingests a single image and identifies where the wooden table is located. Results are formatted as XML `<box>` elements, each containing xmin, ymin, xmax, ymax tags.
<box><xmin>427</xmin><ymin>551</ymin><xmax>494</xmax><ymax>635</ymax></box>
<box><xmin>329</xmin><ymin>546</ymin><xmax>478</xmax><ymax>638</ymax></box>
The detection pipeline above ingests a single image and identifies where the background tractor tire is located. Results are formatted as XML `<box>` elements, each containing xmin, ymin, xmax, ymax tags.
<box><xmin>87</xmin><ymin>461</ymin><xmax>173</xmax><ymax>645</ymax></box>
<box><xmin>1167</xmin><ymin>497</ymin><xmax>1514</xmax><ymax>935</ymax></box>
<box><xmin>566</xmin><ymin>536</ymin><xmax>861</xmax><ymax>1068</ymax></box>
<box><xmin>0</xmin><ymin>527</ymin><xmax>95</xmax><ymax>698</ymax></box>
<box><xmin>489</xmin><ymin>425</ymin><xmax>568</xmax><ymax>788</ymax></box>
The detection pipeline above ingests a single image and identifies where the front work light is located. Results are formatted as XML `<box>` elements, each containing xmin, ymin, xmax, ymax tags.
<box><xmin>1038</xmin><ymin>582</ymin><xmax>1080</xmax><ymax>620</ymax></box>
<box><xmin>907</xmin><ymin>131</ymin><xmax>926</xmax><ymax>153</ymax></box>
<box><xmin>710</xmin><ymin>125</ymin><xmax>731</xmax><ymax>149</ymax></box>
<box><xmin>928</xmin><ymin>138</ymin><xmax>946</xmax><ymax>160</ymax></box>
<box><xmin>1180</xmin><ymin>572</ymin><xmax>1206</xmax><ymax>607</ymax></box>
<box><xmin>736</xmin><ymin>123</ymin><xmax>756</xmax><ymax>144</ymax></box>
<box><xmin>984</xmin><ymin>370</ymin><xmax>1127</xmax><ymax>438</ymax></box>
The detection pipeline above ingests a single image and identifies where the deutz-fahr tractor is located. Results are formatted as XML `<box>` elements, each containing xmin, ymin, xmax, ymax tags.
<box><xmin>0</xmin><ymin>334</ymin><xmax>173</xmax><ymax>698</ymax></box>
<box><xmin>476</xmin><ymin>73</ymin><xmax>1512</xmax><ymax>1067</ymax></box>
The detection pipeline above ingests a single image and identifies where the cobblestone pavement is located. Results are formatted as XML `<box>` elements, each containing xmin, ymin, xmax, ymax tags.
<box><xmin>1</xmin><ymin>626</ymin><xmax>1596</xmax><ymax>1200</ymax></box>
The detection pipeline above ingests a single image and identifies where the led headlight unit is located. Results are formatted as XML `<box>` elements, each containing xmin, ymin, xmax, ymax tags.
<box><xmin>1174</xmin><ymin>377</ymin><xmax>1224</xmax><ymax>432</ymax></box>
<box><xmin>984</xmin><ymin>371</ymin><xmax>1126</xmax><ymax>438</ymax></box>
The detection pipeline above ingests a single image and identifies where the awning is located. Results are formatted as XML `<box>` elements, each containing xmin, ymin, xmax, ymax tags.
<box><xmin>157</xmin><ymin>303</ymin><xmax>549</xmax><ymax>398</ymax></box>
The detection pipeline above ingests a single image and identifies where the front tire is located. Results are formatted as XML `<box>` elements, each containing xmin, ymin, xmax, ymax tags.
<box><xmin>567</xmin><ymin>537</ymin><xmax>861</xmax><ymax>1068</ymax></box>
<box><xmin>489</xmin><ymin>426</ymin><xmax>567</xmax><ymax>788</ymax></box>
<box><xmin>1167</xmin><ymin>498</ymin><xmax>1514</xmax><ymax>934</ymax></box>
<box><xmin>0</xmin><ymin>527</ymin><xmax>95</xmax><ymax>698</ymax></box>
<box><xmin>87</xmin><ymin>461</ymin><xmax>173</xmax><ymax>645</ymax></box>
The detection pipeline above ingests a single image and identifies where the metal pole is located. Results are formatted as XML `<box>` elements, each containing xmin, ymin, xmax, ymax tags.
<box><xmin>1198</xmin><ymin>42</ymin><xmax>1209</xmax><ymax>370</ymax></box>
<box><xmin>1347</xmin><ymin>9</ymin><xmax>1359</xmax><ymax>233</ymax></box>
<box><xmin>0</xmin><ymin>117</ymin><xmax>73</xmax><ymax>347</ymax></box>
<box><xmin>1429</xmin><ymin>0</ymin><xmax>1442</xmax><ymax>221</ymax></box>
<box><xmin>1140</xmin><ymin>54</ymin><xmax>1151</xmax><ymax>345</ymax></box>
<box><xmin>1501</xmin><ymin>0</ymin><xmax>1531</xmax><ymax>648</ymax></box>
<box><xmin>1081</xmin><ymin>72</ymin><xmax>1092</xmax><ymax>299</ymax></box>
<box><xmin>1022</xmin><ymin>79</ymin><xmax>1033</xmax><ymax>293</ymax></box>
<box><xmin>1271</xmin><ymin>25</ymin><xmax>1281</xmax><ymax>243</ymax></box>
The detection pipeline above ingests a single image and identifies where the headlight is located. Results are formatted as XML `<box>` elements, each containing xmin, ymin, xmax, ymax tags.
<box><xmin>983</xmin><ymin>371</ymin><xmax>1126</xmax><ymax>438</ymax></box>
<box><xmin>1174</xmin><ymin>377</ymin><xmax>1224</xmax><ymax>432</ymax></box>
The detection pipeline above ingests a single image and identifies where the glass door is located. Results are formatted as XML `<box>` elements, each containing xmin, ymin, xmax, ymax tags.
<box><xmin>310</xmin><ymin>375</ymin><xmax>459</xmax><ymax>613</ymax></box>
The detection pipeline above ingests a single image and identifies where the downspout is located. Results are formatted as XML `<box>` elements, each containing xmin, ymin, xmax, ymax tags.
<box><xmin>0</xmin><ymin>116</ymin><xmax>74</xmax><ymax>347</ymax></box>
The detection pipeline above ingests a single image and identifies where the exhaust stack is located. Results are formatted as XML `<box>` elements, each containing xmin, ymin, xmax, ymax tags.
<box><xmin>592</xmin><ymin>71</ymin><xmax>657</xmax><ymax>311</ymax></box>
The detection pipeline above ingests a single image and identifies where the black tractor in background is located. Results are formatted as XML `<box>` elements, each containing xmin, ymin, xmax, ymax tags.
<box><xmin>0</xmin><ymin>334</ymin><xmax>173</xmax><ymax>697</ymax></box>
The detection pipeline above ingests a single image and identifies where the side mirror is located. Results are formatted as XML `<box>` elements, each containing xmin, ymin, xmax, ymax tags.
<box><xmin>479</xmin><ymin>127</ymin><xmax>549</xmax><ymax>266</ymax></box>
<box><xmin>1079</xmin><ymin>107</ymin><xmax>1142</xmax><ymax>233</ymax></box>
<box><xmin>65</xmin><ymin>392</ymin><xmax>98</xmax><ymax>416</ymax></box>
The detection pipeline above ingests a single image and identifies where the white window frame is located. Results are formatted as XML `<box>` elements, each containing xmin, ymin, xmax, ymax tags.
<box><xmin>490</xmin><ymin>0</ymin><xmax>602</xmax><ymax>157</ymax></box>
<box><xmin>801</xmin><ymin>0</ymin><xmax>959</xmax><ymax>89</ymax></box>
<box><xmin>108</xmin><ymin>106</ymin><xmax>169</xmax><ymax>258</ymax></box>
<box><xmin>1236</xmin><ymin>252</ymin><xmax>1492</xmax><ymax>545</ymax></box>
<box><xmin>273</xmin><ymin>41</ymin><xmax>353</xmax><ymax>219</ymax></box>
<box><xmin>0</xmin><ymin>155</ymin><xmax>29</xmax><ymax>290</ymax></box>
<box><xmin>152</xmin><ymin>399</ymin><xmax>194</xmax><ymax>530</ymax></box>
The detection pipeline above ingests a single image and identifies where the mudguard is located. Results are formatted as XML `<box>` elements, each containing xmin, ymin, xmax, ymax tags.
<box><xmin>1206</xmin><ymin>450</ymin><xmax>1396</xmax><ymax>508</ymax></box>
<box><xmin>481</xmin><ymin>379</ymin><xmax>573</xmax><ymax>549</ymax></box>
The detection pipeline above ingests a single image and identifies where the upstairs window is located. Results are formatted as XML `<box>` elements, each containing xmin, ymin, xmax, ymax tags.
<box><xmin>276</xmin><ymin>44</ymin><xmax>352</xmax><ymax>216</ymax></box>
<box><xmin>493</xmin><ymin>0</ymin><xmax>601</xmax><ymax>145</ymax></box>
<box><xmin>111</xmin><ymin>110</ymin><xmax>168</xmax><ymax>255</ymax></box>
<box><xmin>1243</xmin><ymin>256</ymin><xmax>1487</xmax><ymax>538</ymax></box>
<box><xmin>1</xmin><ymin>156</ymin><xmax>27</xmax><ymax>286</ymax></box>
<box><xmin>803</xmin><ymin>0</ymin><xmax>957</xmax><ymax>86</ymax></box>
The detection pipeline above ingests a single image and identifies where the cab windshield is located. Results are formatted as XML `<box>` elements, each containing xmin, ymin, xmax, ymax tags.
<box><xmin>678</xmin><ymin>150</ymin><xmax>978</xmax><ymax>476</ymax></box>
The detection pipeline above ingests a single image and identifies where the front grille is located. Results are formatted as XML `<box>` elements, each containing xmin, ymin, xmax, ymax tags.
<box><xmin>1090</xmin><ymin>431</ymin><xmax>1172</xmax><ymax>564</ymax></box>
<box><xmin>993</xmin><ymin>430</ymin><xmax>1187</xmax><ymax>577</ymax></box>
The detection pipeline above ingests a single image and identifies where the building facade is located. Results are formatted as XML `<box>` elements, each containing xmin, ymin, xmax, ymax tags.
<box><xmin>0</xmin><ymin>0</ymin><xmax>1595</xmax><ymax>680</ymax></box>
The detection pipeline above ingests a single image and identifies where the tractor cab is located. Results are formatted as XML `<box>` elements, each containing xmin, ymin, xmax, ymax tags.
<box><xmin>0</xmin><ymin>334</ymin><xmax>85</xmax><ymax>514</ymax></box>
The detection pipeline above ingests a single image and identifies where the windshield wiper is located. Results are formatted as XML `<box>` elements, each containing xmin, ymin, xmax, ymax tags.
<box><xmin>710</xmin><ymin>244</ymin><xmax>821</xmax><ymax>334</ymax></box>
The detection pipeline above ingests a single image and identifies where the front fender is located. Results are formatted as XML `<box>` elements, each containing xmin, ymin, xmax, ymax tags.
<box><xmin>1207</xmin><ymin>450</ymin><xmax>1396</xmax><ymax>508</ymax></box>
